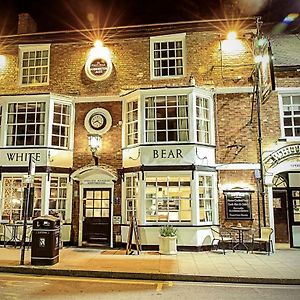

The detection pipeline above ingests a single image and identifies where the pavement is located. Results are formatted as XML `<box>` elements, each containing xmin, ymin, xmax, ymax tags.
<box><xmin>0</xmin><ymin>245</ymin><xmax>300</xmax><ymax>285</ymax></box>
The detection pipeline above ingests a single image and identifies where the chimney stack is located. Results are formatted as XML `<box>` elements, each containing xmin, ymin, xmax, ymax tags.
<box><xmin>17</xmin><ymin>13</ymin><xmax>37</xmax><ymax>34</ymax></box>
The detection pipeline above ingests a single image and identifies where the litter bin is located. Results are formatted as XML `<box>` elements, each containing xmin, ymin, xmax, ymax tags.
<box><xmin>31</xmin><ymin>215</ymin><xmax>60</xmax><ymax>265</ymax></box>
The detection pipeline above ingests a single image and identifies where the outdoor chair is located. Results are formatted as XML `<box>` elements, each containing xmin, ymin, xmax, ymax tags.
<box><xmin>252</xmin><ymin>227</ymin><xmax>274</xmax><ymax>255</ymax></box>
<box><xmin>211</xmin><ymin>225</ymin><xmax>234</xmax><ymax>255</ymax></box>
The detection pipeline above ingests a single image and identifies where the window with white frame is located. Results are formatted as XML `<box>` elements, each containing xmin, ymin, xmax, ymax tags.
<box><xmin>49</xmin><ymin>176</ymin><xmax>68</xmax><ymax>220</ymax></box>
<box><xmin>145</xmin><ymin>95</ymin><xmax>189</xmax><ymax>142</ymax></box>
<box><xmin>150</xmin><ymin>34</ymin><xmax>185</xmax><ymax>79</ymax></box>
<box><xmin>196</xmin><ymin>96</ymin><xmax>211</xmax><ymax>144</ymax></box>
<box><xmin>19</xmin><ymin>44</ymin><xmax>50</xmax><ymax>86</ymax></box>
<box><xmin>52</xmin><ymin>103</ymin><xmax>71</xmax><ymax>148</ymax></box>
<box><xmin>280</xmin><ymin>95</ymin><xmax>300</xmax><ymax>138</ymax></box>
<box><xmin>6</xmin><ymin>102</ymin><xmax>46</xmax><ymax>146</ymax></box>
<box><xmin>145</xmin><ymin>175</ymin><xmax>191</xmax><ymax>223</ymax></box>
<box><xmin>125</xmin><ymin>173</ymin><xmax>138</xmax><ymax>222</ymax></box>
<box><xmin>199</xmin><ymin>175</ymin><xmax>213</xmax><ymax>222</ymax></box>
<box><xmin>125</xmin><ymin>100</ymin><xmax>138</xmax><ymax>146</ymax></box>
<box><xmin>1</xmin><ymin>176</ymin><xmax>42</xmax><ymax>221</ymax></box>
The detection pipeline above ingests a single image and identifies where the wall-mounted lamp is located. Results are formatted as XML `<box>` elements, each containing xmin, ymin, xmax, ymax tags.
<box><xmin>88</xmin><ymin>134</ymin><xmax>102</xmax><ymax>165</ymax></box>
<box><xmin>221</xmin><ymin>31</ymin><xmax>245</xmax><ymax>55</ymax></box>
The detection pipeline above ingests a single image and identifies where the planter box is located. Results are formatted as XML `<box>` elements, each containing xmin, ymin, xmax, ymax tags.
<box><xmin>159</xmin><ymin>236</ymin><xmax>177</xmax><ymax>255</ymax></box>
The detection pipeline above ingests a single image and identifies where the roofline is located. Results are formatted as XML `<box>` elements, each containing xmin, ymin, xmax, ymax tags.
<box><xmin>0</xmin><ymin>17</ymin><xmax>258</xmax><ymax>44</ymax></box>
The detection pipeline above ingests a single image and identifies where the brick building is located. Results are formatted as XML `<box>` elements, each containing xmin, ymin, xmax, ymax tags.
<box><xmin>0</xmin><ymin>14</ymin><xmax>299</xmax><ymax>249</ymax></box>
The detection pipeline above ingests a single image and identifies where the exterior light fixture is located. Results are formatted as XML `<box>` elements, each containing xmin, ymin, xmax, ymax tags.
<box><xmin>88</xmin><ymin>134</ymin><xmax>102</xmax><ymax>165</ymax></box>
<box><xmin>85</xmin><ymin>39</ymin><xmax>112</xmax><ymax>81</ymax></box>
<box><xmin>221</xmin><ymin>31</ymin><xmax>245</xmax><ymax>55</ymax></box>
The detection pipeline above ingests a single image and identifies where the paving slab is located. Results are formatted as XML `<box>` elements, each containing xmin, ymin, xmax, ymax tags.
<box><xmin>0</xmin><ymin>246</ymin><xmax>299</xmax><ymax>284</ymax></box>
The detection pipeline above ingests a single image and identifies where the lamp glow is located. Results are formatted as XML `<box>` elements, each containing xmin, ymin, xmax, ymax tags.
<box><xmin>227</xmin><ymin>31</ymin><xmax>237</xmax><ymax>41</ymax></box>
<box><xmin>88</xmin><ymin>134</ymin><xmax>102</xmax><ymax>153</ymax></box>
<box><xmin>94</xmin><ymin>39</ymin><xmax>103</xmax><ymax>49</ymax></box>
<box><xmin>0</xmin><ymin>55</ymin><xmax>6</xmax><ymax>70</ymax></box>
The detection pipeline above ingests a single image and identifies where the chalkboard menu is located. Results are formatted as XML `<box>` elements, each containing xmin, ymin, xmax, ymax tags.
<box><xmin>224</xmin><ymin>189</ymin><xmax>253</xmax><ymax>220</ymax></box>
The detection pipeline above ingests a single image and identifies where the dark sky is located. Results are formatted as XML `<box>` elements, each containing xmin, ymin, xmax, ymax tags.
<box><xmin>0</xmin><ymin>0</ymin><xmax>299</xmax><ymax>34</ymax></box>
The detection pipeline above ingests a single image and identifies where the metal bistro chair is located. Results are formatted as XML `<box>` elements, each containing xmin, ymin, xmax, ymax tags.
<box><xmin>211</xmin><ymin>225</ymin><xmax>234</xmax><ymax>255</ymax></box>
<box><xmin>252</xmin><ymin>227</ymin><xmax>274</xmax><ymax>255</ymax></box>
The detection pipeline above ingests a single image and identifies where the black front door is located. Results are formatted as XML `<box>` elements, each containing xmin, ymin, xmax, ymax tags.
<box><xmin>83</xmin><ymin>188</ymin><xmax>111</xmax><ymax>245</ymax></box>
<box><xmin>273</xmin><ymin>190</ymin><xmax>289</xmax><ymax>243</ymax></box>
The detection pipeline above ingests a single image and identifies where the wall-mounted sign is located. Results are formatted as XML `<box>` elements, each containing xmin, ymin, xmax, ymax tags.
<box><xmin>85</xmin><ymin>43</ymin><xmax>112</xmax><ymax>81</ymax></box>
<box><xmin>224</xmin><ymin>189</ymin><xmax>253</xmax><ymax>220</ymax></box>
<box><xmin>84</xmin><ymin>108</ymin><xmax>112</xmax><ymax>135</ymax></box>
<box><xmin>264</xmin><ymin>144</ymin><xmax>300</xmax><ymax>169</ymax></box>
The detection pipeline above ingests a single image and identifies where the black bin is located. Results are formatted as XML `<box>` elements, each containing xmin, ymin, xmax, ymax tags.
<box><xmin>31</xmin><ymin>215</ymin><xmax>60</xmax><ymax>265</ymax></box>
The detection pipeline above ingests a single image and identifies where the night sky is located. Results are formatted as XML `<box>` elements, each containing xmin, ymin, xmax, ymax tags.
<box><xmin>0</xmin><ymin>0</ymin><xmax>299</xmax><ymax>34</ymax></box>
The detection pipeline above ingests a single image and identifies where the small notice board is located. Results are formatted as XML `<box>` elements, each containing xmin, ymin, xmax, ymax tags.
<box><xmin>224</xmin><ymin>189</ymin><xmax>253</xmax><ymax>220</ymax></box>
<box><xmin>126</xmin><ymin>214</ymin><xmax>142</xmax><ymax>255</ymax></box>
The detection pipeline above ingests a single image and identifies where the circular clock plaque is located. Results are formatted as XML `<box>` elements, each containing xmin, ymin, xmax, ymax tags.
<box><xmin>84</xmin><ymin>108</ymin><xmax>112</xmax><ymax>135</ymax></box>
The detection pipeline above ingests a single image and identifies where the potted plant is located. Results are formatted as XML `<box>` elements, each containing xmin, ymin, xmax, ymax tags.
<box><xmin>159</xmin><ymin>225</ymin><xmax>177</xmax><ymax>255</ymax></box>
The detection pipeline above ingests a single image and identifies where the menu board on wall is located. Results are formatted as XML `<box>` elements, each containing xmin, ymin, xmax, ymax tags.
<box><xmin>224</xmin><ymin>190</ymin><xmax>253</xmax><ymax>220</ymax></box>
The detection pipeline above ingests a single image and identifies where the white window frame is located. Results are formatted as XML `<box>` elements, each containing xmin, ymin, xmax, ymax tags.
<box><xmin>278</xmin><ymin>93</ymin><xmax>300</xmax><ymax>141</ymax></box>
<box><xmin>124</xmin><ymin>173</ymin><xmax>139</xmax><ymax>223</ymax></box>
<box><xmin>0</xmin><ymin>94</ymin><xmax>74</xmax><ymax>150</ymax></box>
<box><xmin>150</xmin><ymin>33</ymin><xmax>186</xmax><ymax>80</ymax></box>
<box><xmin>18</xmin><ymin>44</ymin><xmax>51</xmax><ymax>87</ymax></box>
<box><xmin>144</xmin><ymin>173</ymin><xmax>192</xmax><ymax>224</ymax></box>
<box><xmin>124</xmin><ymin>99</ymin><xmax>139</xmax><ymax>147</ymax></box>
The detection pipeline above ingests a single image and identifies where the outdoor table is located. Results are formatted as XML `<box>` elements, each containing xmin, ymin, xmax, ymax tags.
<box><xmin>4</xmin><ymin>222</ymin><xmax>24</xmax><ymax>247</ymax></box>
<box><xmin>231</xmin><ymin>226</ymin><xmax>252</xmax><ymax>252</ymax></box>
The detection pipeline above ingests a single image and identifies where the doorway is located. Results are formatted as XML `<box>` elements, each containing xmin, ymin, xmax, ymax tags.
<box><xmin>82</xmin><ymin>188</ymin><xmax>111</xmax><ymax>245</ymax></box>
<box><xmin>273</xmin><ymin>190</ymin><xmax>289</xmax><ymax>243</ymax></box>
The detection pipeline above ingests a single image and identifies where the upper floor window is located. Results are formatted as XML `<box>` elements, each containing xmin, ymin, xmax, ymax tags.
<box><xmin>280</xmin><ymin>94</ymin><xmax>300</xmax><ymax>139</ymax></box>
<box><xmin>7</xmin><ymin>102</ymin><xmax>46</xmax><ymax>146</ymax></box>
<box><xmin>196</xmin><ymin>96</ymin><xmax>211</xmax><ymax>144</ymax></box>
<box><xmin>125</xmin><ymin>100</ymin><xmax>138</xmax><ymax>146</ymax></box>
<box><xmin>19</xmin><ymin>44</ymin><xmax>50</xmax><ymax>86</ymax></box>
<box><xmin>52</xmin><ymin>103</ymin><xmax>71</xmax><ymax>148</ymax></box>
<box><xmin>145</xmin><ymin>95</ymin><xmax>189</xmax><ymax>142</ymax></box>
<box><xmin>0</xmin><ymin>95</ymin><xmax>73</xmax><ymax>149</ymax></box>
<box><xmin>150</xmin><ymin>33</ymin><xmax>185</xmax><ymax>79</ymax></box>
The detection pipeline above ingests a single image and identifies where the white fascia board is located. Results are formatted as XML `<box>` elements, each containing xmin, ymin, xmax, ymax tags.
<box><xmin>276</xmin><ymin>87</ymin><xmax>300</xmax><ymax>94</ymax></box>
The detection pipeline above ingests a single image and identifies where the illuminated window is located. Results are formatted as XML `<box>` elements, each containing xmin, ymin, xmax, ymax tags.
<box><xmin>52</xmin><ymin>103</ymin><xmax>71</xmax><ymax>148</ymax></box>
<box><xmin>196</xmin><ymin>96</ymin><xmax>211</xmax><ymax>144</ymax></box>
<box><xmin>7</xmin><ymin>102</ymin><xmax>46</xmax><ymax>146</ymax></box>
<box><xmin>19</xmin><ymin>44</ymin><xmax>50</xmax><ymax>86</ymax></box>
<box><xmin>280</xmin><ymin>95</ymin><xmax>300</xmax><ymax>138</ymax></box>
<box><xmin>1</xmin><ymin>176</ymin><xmax>42</xmax><ymax>221</ymax></box>
<box><xmin>145</xmin><ymin>176</ymin><xmax>191</xmax><ymax>223</ymax></box>
<box><xmin>125</xmin><ymin>173</ymin><xmax>138</xmax><ymax>222</ymax></box>
<box><xmin>145</xmin><ymin>95</ymin><xmax>189</xmax><ymax>142</ymax></box>
<box><xmin>199</xmin><ymin>175</ymin><xmax>213</xmax><ymax>222</ymax></box>
<box><xmin>125</xmin><ymin>100</ymin><xmax>138</xmax><ymax>146</ymax></box>
<box><xmin>49</xmin><ymin>176</ymin><xmax>68</xmax><ymax>220</ymax></box>
<box><xmin>150</xmin><ymin>33</ymin><xmax>185</xmax><ymax>79</ymax></box>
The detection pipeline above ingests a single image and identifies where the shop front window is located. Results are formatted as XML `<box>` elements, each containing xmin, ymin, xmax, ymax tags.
<box><xmin>125</xmin><ymin>173</ymin><xmax>138</xmax><ymax>222</ymax></box>
<box><xmin>145</xmin><ymin>95</ymin><xmax>189</xmax><ymax>143</ymax></box>
<box><xmin>1</xmin><ymin>176</ymin><xmax>42</xmax><ymax>221</ymax></box>
<box><xmin>199</xmin><ymin>175</ymin><xmax>213</xmax><ymax>222</ymax></box>
<box><xmin>49</xmin><ymin>176</ymin><xmax>68</xmax><ymax>220</ymax></box>
<box><xmin>145</xmin><ymin>175</ymin><xmax>191</xmax><ymax>223</ymax></box>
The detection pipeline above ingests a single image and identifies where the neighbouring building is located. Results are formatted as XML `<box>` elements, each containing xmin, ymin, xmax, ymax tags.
<box><xmin>0</xmin><ymin>13</ymin><xmax>299</xmax><ymax>250</ymax></box>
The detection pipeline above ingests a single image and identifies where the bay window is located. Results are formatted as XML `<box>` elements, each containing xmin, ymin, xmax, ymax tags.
<box><xmin>145</xmin><ymin>95</ymin><xmax>189</xmax><ymax>142</ymax></box>
<box><xmin>125</xmin><ymin>100</ymin><xmax>138</xmax><ymax>146</ymax></box>
<box><xmin>199</xmin><ymin>175</ymin><xmax>213</xmax><ymax>222</ymax></box>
